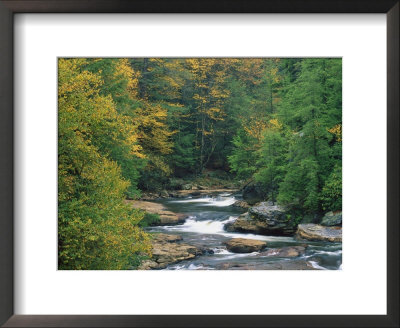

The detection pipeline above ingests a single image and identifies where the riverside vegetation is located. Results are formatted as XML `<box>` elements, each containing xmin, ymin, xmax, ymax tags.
<box><xmin>58</xmin><ymin>58</ymin><xmax>342</xmax><ymax>270</ymax></box>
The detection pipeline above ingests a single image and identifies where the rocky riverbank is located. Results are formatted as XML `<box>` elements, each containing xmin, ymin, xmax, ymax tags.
<box><xmin>134</xmin><ymin>192</ymin><xmax>342</xmax><ymax>270</ymax></box>
<box><xmin>140</xmin><ymin>188</ymin><xmax>239</xmax><ymax>201</ymax></box>
<box><xmin>138</xmin><ymin>233</ymin><xmax>207</xmax><ymax>270</ymax></box>
<box><xmin>125</xmin><ymin>200</ymin><xmax>186</xmax><ymax>225</ymax></box>
<box><xmin>225</xmin><ymin>200</ymin><xmax>342</xmax><ymax>242</ymax></box>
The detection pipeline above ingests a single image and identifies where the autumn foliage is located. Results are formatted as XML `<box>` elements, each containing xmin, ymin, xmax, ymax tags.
<box><xmin>58</xmin><ymin>58</ymin><xmax>342</xmax><ymax>269</ymax></box>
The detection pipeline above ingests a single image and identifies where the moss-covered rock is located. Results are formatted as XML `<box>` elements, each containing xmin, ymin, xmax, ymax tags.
<box><xmin>321</xmin><ymin>211</ymin><xmax>342</xmax><ymax>226</ymax></box>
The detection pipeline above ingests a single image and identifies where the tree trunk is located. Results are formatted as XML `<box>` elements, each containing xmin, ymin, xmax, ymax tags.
<box><xmin>200</xmin><ymin>112</ymin><xmax>205</xmax><ymax>173</ymax></box>
<box><xmin>139</xmin><ymin>58</ymin><xmax>149</xmax><ymax>99</ymax></box>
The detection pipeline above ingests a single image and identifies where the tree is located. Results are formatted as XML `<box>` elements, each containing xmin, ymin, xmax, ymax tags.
<box><xmin>255</xmin><ymin>119</ymin><xmax>288</xmax><ymax>203</ymax></box>
<box><xmin>185</xmin><ymin>58</ymin><xmax>231</xmax><ymax>172</ymax></box>
<box><xmin>58</xmin><ymin>58</ymin><xmax>151</xmax><ymax>269</ymax></box>
<box><xmin>277</xmin><ymin>59</ymin><xmax>342</xmax><ymax>214</ymax></box>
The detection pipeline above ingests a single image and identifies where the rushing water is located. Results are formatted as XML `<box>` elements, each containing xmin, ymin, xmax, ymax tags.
<box><xmin>149</xmin><ymin>192</ymin><xmax>342</xmax><ymax>270</ymax></box>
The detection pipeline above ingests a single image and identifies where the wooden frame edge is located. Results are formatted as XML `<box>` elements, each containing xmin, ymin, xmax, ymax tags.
<box><xmin>0</xmin><ymin>1</ymin><xmax>398</xmax><ymax>327</ymax></box>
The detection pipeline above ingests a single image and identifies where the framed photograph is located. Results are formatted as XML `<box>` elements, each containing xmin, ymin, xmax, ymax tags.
<box><xmin>1</xmin><ymin>1</ymin><xmax>398</xmax><ymax>327</ymax></box>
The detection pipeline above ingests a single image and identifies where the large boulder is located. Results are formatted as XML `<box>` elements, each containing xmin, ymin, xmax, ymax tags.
<box><xmin>249</xmin><ymin>202</ymin><xmax>297</xmax><ymax>235</ymax></box>
<box><xmin>242</xmin><ymin>183</ymin><xmax>267</xmax><ymax>205</ymax></box>
<box><xmin>296</xmin><ymin>224</ymin><xmax>342</xmax><ymax>242</ymax></box>
<box><xmin>125</xmin><ymin>200</ymin><xmax>186</xmax><ymax>226</ymax></box>
<box><xmin>153</xmin><ymin>233</ymin><xmax>182</xmax><ymax>243</ymax></box>
<box><xmin>321</xmin><ymin>211</ymin><xmax>342</xmax><ymax>226</ymax></box>
<box><xmin>138</xmin><ymin>233</ymin><xmax>202</xmax><ymax>270</ymax></box>
<box><xmin>225</xmin><ymin>202</ymin><xmax>296</xmax><ymax>236</ymax></box>
<box><xmin>223</xmin><ymin>238</ymin><xmax>267</xmax><ymax>253</ymax></box>
<box><xmin>225</xmin><ymin>212</ymin><xmax>267</xmax><ymax>234</ymax></box>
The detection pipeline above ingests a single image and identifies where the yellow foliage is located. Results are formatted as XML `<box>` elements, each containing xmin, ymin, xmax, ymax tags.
<box><xmin>58</xmin><ymin>58</ymin><xmax>151</xmax><ymax>270</ymax></box>
<box><xmin>328</xmin><ymin>124</ymin><xmax>342</xmax><ymax>142</ymax></box>
<box><xmin>268</xmin><ymin>118</ymin><xmax>283</xmax><ymax>130</ymax></box>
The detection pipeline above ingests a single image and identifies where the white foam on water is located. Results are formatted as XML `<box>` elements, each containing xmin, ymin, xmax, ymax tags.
<box><xmin>202</xmin><ymin>197</ymin><xmax>236</xmax><ymax>207</ymax></box>
<box><xmin>220</xmin><ymin>231</ymin><xmax>296</xmax><ymax>243</ymax></box>
<box><xmin>313</xmin><ymin>250</ymin><xmax>342</xmax><ymax>256</ymax></box>
<box><xmin>220</xmin><ymin>252</ymin><xmax>259</xmax><ymax>261</ymax></box>
<box><xmin>187</xmin><ymin>263</ymin><xmax>215</xmax><ymax>270</ymax></box>
<box><xmin>162</xmin><ymin>216</ymin><xmax>237</xmax><ymax>235</ymax></box>
<box><xmin>309</xmin><ymin>261</ymin><xmax>328</xmax><ymax>270</ymax></box>
<box><xmin>211</xmin><ymin>247</ymin><xmax>233</xmax><ymax>255</ymax></box>
<box><xmin>169</xmin><ymin>197</ymin><xmax>213</xmax><ymax>204</ymax></box>
<box><xmin>167</xmin><ymin>264</ymin><xmax>186</xmax><ymax>270</ymax></box>
<box><xmin>161</xmin><ymin>216</ymin><xmax>297</xmax><ymax>244</ymax></box>
<box><xmin>169</xmin><ymin>196</ymin><xmax>236</xmax><ymax>207</ymax></box>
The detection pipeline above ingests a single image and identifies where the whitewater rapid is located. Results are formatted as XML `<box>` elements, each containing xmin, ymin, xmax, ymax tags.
<box><xmin>150</xmin><ymin>193</ymin><xmax>342</xmax><ymax>270</ymax></box>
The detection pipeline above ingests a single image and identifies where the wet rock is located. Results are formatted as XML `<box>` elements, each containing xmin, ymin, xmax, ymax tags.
<box><xmin>258</xmin><ymin>246</ymin><xmax>306</xmax><ymax>258</ymax></box>
<box><xmin>296</xmin><ymin>224</ymin><xmax>342</xmax><ymax>242</ymax></box>
<box><xmin>232</xmin><ymin>200</ymin><xmax>250</xmax><ymax>209</ymax></box>
<box><xmin>321</xmin><ymin>211</ymin><xmax>342</xmax><ymax>226</ymax></box>
<box><xmin>138</xmin><ymin>260</ymin><xmax>160</xmax><ymax>270</ymax></box>
<box><xmin>152</xmin><ymin>233</ymin><xmax>182</xmax><ymax>243</ymax></box>
<box><xmin>125</xmin><ymin>200</ymin><xmax>186</xmax><ymax>226</ymax></box>
<box><xmin>158</xmin><ymin>215</ymin><xmax>186</xmax><ymax>225</ymax></box>
<box><xmin>138</xmin><ymin>233</ymin><xmax>202</xmax><ymax>270</ymax></box>
<box><xmin>224</xmin><ymin>213</ymin><xmax>268</xmax><ymax>234</ymax></box>
<box><xmin>223</xmin><ymin>238</ymin><xmax>267</xmax><ymax>253</ymax></box>
<box><xmin>249</xmin><ymin>202</ymin><xmax>296</xmax><ymax>235</ymax></box>
<box><xmin>216</xmin><ymin>259</ymin><xmax>317</xmax><ymax>270</ymax></box>
<box><xmin>225</xmin><ymin>202</ymin><xmax>296</xmax><ymax>236</ymax></box>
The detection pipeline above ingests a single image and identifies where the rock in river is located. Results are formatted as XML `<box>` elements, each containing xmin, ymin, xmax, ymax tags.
<box><xmin>232</xmin><ymin>200</ymin><xmax>250</xmax><ymax>209</ymax></box>
<box><xmin>153</xmin><ymin>233</ymin><xmax>183</xmax><ymax>243</ymax></box>
<box><xmin>138</xmin><ymin>233</ymin><xmax>202</xmax><ymax>270</ymax></box>
<box><xmin>296</xmin><ymin>224</ymin><xmax>342</xmax><ymax>242</ymax></box>
<box><xmin>225</xmin><ymin>202</ymin><xmax>296</xmax><ymax>236</ymax></box>
<box><xmin>223</xmin><ymin>238</ymin><xmax>267</xmax><ymax>253</ymax></box>
<box><xmin>321</xmin><ymin>211</ymin><xmax>342</xmax><ymax>226</ymax></box>
<box><xmin>125</xmin><ymin>200</ymin><xmax>186</xmax><ymax>225</ymax></box>
<box><xmin>258</xmin><ymin>246</ymin><xmax>306</xmax><ymax>258</ymax></box>
<box><xmin>216</xmin><ymin>259</ymin><xmax>316</xmax><ymax>270</ymax></box>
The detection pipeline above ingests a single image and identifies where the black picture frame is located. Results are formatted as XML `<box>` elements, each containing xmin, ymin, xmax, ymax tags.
<box><xmin>0</xmin><ymin>1</ymin><xmax>398</xmax><ymax>327</ymax></box>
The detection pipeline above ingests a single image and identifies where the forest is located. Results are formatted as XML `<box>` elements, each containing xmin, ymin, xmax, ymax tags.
<box><xmin>58</xmin><ymin>58</ymin><xmax>342</xmax><ymax>270</ymax></box>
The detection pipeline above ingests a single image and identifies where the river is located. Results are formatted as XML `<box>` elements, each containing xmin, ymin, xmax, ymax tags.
<box><xmin>149</xmin><ymin>192</ymin><xmax>342</xmax><ymax>270</ymax></box>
